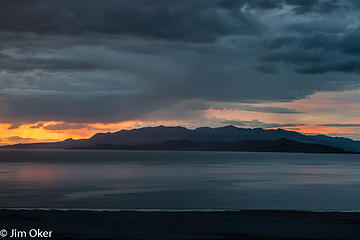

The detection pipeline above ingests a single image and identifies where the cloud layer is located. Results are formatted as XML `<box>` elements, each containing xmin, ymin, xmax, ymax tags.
<box><xmin>0</xmin><ymin>0</ymin><xmax>359</xmax><ymax>126</ymax></box>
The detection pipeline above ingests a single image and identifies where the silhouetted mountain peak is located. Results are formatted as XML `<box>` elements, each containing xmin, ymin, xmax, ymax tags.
<box><xmin>222</xmin><ymin>125</ymin><xmax>238</xmax><ymax>129</ymax></box>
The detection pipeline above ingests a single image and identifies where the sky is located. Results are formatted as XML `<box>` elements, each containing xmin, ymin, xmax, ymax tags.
<box><xmin>1</xmin><ymin>0</ymin><xmax>360</xmax><ymax>144</ymax></box>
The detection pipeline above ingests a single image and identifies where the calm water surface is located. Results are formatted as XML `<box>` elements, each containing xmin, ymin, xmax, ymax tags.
<box><xmin>0</xmin><ymin>150</ymin><xmax>359</xmax><ymax>211</ymax></box>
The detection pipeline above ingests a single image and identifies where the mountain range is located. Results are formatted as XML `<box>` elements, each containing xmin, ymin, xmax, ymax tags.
<box><xmin>1</xmin><ymin>125</ymin><xmax>359</xmax><ymax>153</ymax></box>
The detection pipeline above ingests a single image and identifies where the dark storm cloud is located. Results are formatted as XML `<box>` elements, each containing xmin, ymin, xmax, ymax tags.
<box><xmin>238</xmin><ymin>105</ymin><xmax>303</xmax><ymax>114</ymax></box>
<box><xmin>297</xmin><ymin>59</ymin><xmax>360</xmax><ymax>74</ymax></box>
<box><xmin>286</xmin><ymin>21</ymin><xmax>344</xmax><ymax>34</ymax></box>
<box><xmin>0</xmin><ymin>0</ymin><xmax>263</xmax><ymax>43</ymax></box>
<box><xmin>254</xmin><ymin>64</ymin><xmax>278</xmax><ymax>74</ymax></box>
<box><xmin>212</xmin><ymin>104</ymin><xmax>303</xmax><ymax>114</ymax></box>
<box><xmin>30</xmin><ymin>123</ymin><xmax>44</xmax><ymax>129</ymax></box>
<box><xmin>219</xmin><ymin>0</ymin><xmax>283</xmax><ymax>10</ymax></box>
<box><xmin>273</xmin><ymin>31</ymin><xmax>360</xmax><ymax>56</ymax></box>
<box><xmin>0</xmin><ymin>84</ymin><xmax>184</xmax><ymax>123</ymax></box>
<box><xmin>286</xmin><ymin>0</ymin><xmax>340</xmax><ymax>14</ymax></box>
<box><xmin>263</xmin><ymin>25</ymin><xmax>360</xmax><ymax>74</ymax></box>
<box><xmin>318</xmin><ymin>123</ymin><xmax>360</xmax><ymax>127</ymax></box>
<box><xmin>0</xmin><ymin>0</ymin><xmax>348</xmax><ymax>43</ymax></box>
<box><xmin>222</xmin><ymin>119</ymin><xmax>305</xmax><ymax>129</ymax></box>
<box><xmin>0</xmin><ymin>53</ymin><xmax>98</xmax><ymax>73</ymax></box>
<box><xmin>43</xmin><ymin>123</ymin><xmax>87</xmax><ymax>130</ymax></box>
<box><xmin>3</xmin><ymin>136</ymin><xmax>57</xmax><ymax>143</ymax></box>
<box><xmin>7</xmin><ymin>123</ymin><xmax>22</xmax><ymax>130</ymax></box>
<box><xmin>0</xmin><ymin>0</ymin><xmax>359</xmax><ymax>124</ymax></box>
<box><xmin>5</xmin><ymin>136</ymin><xmax>36</xmax><ymax>142</ymax></box>
<box><xmin>220</xmin><ymin>0</ymin><xmax>345</xmax><ymax>14</ymax></box>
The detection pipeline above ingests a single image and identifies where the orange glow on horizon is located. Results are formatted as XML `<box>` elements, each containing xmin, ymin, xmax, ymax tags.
<box><xmin>1</xmin><ymin>120</ymin><xmax>359</xmax><ymax>145</ymax></box>
<box><xmin>0</xmin><ymin>120</ymin><xmax>180</xmax><ymax>145</ymax></box>
<box><xmin>1</xmin><ymin>95</ymin><xmax>360</xmax><ymax>145</ymax></box>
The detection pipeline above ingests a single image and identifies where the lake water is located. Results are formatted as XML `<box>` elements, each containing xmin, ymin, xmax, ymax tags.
<box><xmin>0</xmin><ymin>150</ymin><xmax>359</xmax><ymax>211</ymax></box>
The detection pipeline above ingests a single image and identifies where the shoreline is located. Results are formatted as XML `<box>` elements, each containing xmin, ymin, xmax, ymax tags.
<box><xmin>2</xmin><ymin>208</ymin><xmax>360</xmax><ymax>213</ymax></box>
<box><xmin>1</xmin><ymin>209</ymin><xmax>360</xmax><ymax>239</ymax></box>
<box><xmin>0</xmin><ymin>148</ymin><xmax>359</xmax><ymax>155</ymax></box>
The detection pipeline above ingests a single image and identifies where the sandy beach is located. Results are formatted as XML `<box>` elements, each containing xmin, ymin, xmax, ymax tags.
<box><xmin>0</xmin><ymin>210</ymin><xmax>359</xmax><ymax>239</ymax></box>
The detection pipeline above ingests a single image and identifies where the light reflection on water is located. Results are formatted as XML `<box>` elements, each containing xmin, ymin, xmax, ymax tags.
<box><xmin>17</xmin><ymin>165</ymin><xmax>63</xmax><ymax>183</ymax></box>
<box><xmin>0</xmin><ymin>150</ymin><xmax>359</xmax><ymax>210</ymax></box>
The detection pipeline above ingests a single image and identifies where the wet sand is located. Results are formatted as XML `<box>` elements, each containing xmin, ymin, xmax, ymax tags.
<box><xmin>0</xmin><ymin>210</ymin><xmax>360</xmax><ymax>239</ymax></box>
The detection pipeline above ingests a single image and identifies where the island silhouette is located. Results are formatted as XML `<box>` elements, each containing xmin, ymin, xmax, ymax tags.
<box><xmin>2</xmin><ymin>125</ymin><xmax>359</xmax><ymax>153</ymax></box>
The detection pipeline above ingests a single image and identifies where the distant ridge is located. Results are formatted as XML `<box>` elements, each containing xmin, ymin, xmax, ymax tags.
<box><xmin>1</xmin><ymin>125</ymin><xmax>360</xmax><ymax>152</ymax></box>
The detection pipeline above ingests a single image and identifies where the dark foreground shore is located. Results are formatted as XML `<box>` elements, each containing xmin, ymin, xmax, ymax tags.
<box><xmin>0</xmin><ymin>210</ymin><xmax>360</xmax><ymax>239</ymax></box>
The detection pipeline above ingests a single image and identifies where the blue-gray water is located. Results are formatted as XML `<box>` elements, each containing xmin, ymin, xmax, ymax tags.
<box><xmin>0</xmin><ymin>150</ymin><xmax>359</xmax><ymax>211</ymax></box>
